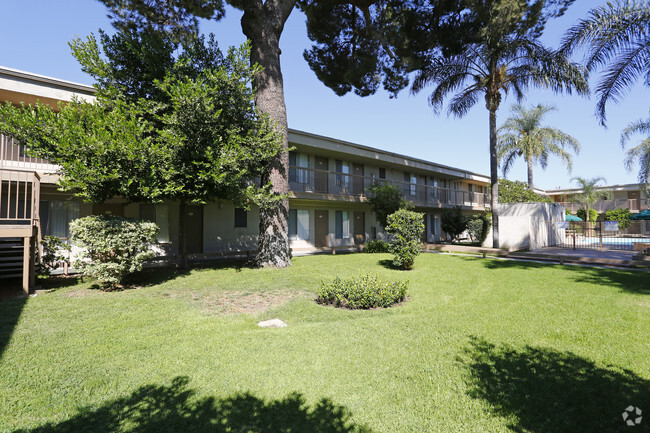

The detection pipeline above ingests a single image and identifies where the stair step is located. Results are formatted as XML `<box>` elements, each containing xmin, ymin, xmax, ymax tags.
<box><xmin>0</xmin><ymin>273</ymin><xmax>23</xmax><ymax>279</ymax></box>
<box><xmin>0</xmin><ymin>266</ymin><xmax>23</xmax><ymax>272</ymax></box>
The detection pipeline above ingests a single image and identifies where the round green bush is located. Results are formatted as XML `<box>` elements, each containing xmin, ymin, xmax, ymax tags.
<box><xmin>316</xmin><ymin>274</ymin><xmax>408</xmax><ymax>309</ymax></box>
<box><xmin>364</xmin><ymin>239</ymin><xmax>389</xmax><ymax>253</ymax></box>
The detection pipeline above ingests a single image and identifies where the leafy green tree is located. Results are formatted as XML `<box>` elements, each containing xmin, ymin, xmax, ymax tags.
<box><xmin>367</xmin><ymin>183</ymin><xmax>409</xmax><ymax>229</ymax></box>
<box><xmin>576</xmin><ymin>208</ymin><xmax>599</xmax><ymax>223</ymax></box>
<box><xmin>0</xmin><ymin>36</ymin><xmax>282</xmax><ymax>268</ymax></box>
<box><xmin>561</xmin><ymin>0</ymin><xmax>650</xmax><ymax>124</ymax></box>
<box><xmin>441</xmin><ymin>206</ymin><xmax>468</xmax><ymax>243</ymax></box>
<box><xmin>498</xmin><ymin>103</ymin><xmax>580</xmax><ymax>188</ymax></box>
<box><xmin>467</xmin><ymin>214</ymin><xmax>492</xmax><ymax>245</ymax></box>
<box><xmin>410</xmin><ymin>0</ymin><xmax>588</xmax><ymax>248</ymax></box>
<box><xmin>605</xmin><ymin>208</ymin><xmax>632</xmax><ymax>230</ymax></box>
<box><xmin>621</xmin><ymin>114</ymin><xmax>650</xmax><ymax>192</ymax></box>
<box><xmin>569</xmin><ymin>177</ymin><xmax>610</xmax><ymax>222</ymax></box>
<box><xmin>498</xmin><ymin>179</ymin><xmax>553</xmax><ymax>203</ymax></box>
<box><xmin>385</xmin><ymin>209</ymin><xmax>424</xmax><ymax>270</ymax></box>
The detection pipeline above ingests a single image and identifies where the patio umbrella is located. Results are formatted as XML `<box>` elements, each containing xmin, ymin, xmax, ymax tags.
<box><xmin>631</xmin><ymin>209</ymin><xmax>650</xmax><ymax>220</ymax></box>
<box><xmin>565</xmin><ymin>214</ymin><xmax>583</xmax><ymax>221</ymax></box>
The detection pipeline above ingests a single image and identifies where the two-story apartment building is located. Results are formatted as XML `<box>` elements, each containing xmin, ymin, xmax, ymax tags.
<box><xmin>547</xmin><ymin>183</ymin><xmax>649</xmax><ymax>215</ymax></box>
<box><xmin>0</xmin><ymin>67</ymin><xmax>491</xmax><ymax>291</ymax></box>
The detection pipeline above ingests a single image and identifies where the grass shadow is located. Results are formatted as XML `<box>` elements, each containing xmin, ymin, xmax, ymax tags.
<box><xmin>377</xmin><ymin>259</ymin><xmax>404</xmax><ymax>270</ymax></box>
<box><xmin>38</xmin><ymin>275</ymin><xmax>85</xmax><ymax>291</ymax></box>
<box><xmin>461</xmin><ymin>336</ymin><xmax>650</xmax><ymax>432</ymax></box>
<box><xmin>120</xmin><ymin>259</ymin><xmax>251</xmax><ymax>289</ymax></box>
<box><xmin>460</xmin><ymin>255</ymin><xmax>650</xmax><ymax>295</ymax></box>
<box><xmin>0</xmin><ymin>294</ymin><xmax>27</xmax><ymax>361</ymax></box>
<box><xmin>14</xmin><ymin>376</ymin><xmax>372</xmax><ymax>433</ymax></box>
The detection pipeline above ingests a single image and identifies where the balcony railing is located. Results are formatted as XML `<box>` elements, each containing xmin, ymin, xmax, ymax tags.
<box><xmin>0</xmin><ymin>134</ymin><xmax>58</xmax><ymax>171</ymax></box>
<box><xmin>0</xmin><ymin>169</ymin><xmax>40</xmax><ymax>227</ymax></box>
<box><xmin>559</xmin><ymin>199</ymin><xmax>650</xmax><ymax>213</ymax></box>
<box><xmin>289</xmin><ymin>166</ymin><xmax>489</xmax><ymax>208</ymax></box>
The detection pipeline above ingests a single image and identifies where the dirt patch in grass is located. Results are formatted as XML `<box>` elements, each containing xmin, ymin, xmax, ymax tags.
<box><xmin>180</xmin><ymin>290</ymin><xmax>310</xmax><ymax>314</ymax></box>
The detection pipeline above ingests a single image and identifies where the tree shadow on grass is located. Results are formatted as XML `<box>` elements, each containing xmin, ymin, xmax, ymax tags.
<box><xmin>116</xmin><ymin>259</ymin><xmax>251</xmax><ymax>289</ymax></box>
<box><xmin>461</xmin><ymin>336</ymin><xmax>650</xmax><ymax>433</ymax></box>
<box><xmin>458</xmin><ymin>255</ymin><xmax>650</xmax><ymax>295</ymax></box>
<box><xmin>14</xmin><ymin>376</ymin><xmax>372</xmax><ymax>433</ymax></box>
<box><xmin>0</xmin><ymin>294</ymin><xmax>26</xmax><ymax>361</ymax></box>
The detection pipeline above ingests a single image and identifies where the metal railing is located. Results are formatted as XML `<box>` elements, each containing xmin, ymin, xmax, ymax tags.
<box><xmin>558</xmin><ymin>199</ymin><xmax>650</xmax><ymax>213</ymax></box>
<box><xmin>0</xmin><ymin>169</ymin><xmax>40</xmax><ymax>226</ymax></box>
<box><xmin>552</xmin><ymin>220</ymin><xmax>650</xmax><ymax>251</ymax></box>
<box><xmin>0</xmin><ymin>133</ymin><xmax>58</xmax><ymax>171</ymax></box>
<box><xmin>289</xmin><ymin>166</ymin><xmax>489</xmax><ymax>208</ymax></box>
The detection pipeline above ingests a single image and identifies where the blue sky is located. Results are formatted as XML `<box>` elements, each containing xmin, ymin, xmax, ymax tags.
<box><xmin>0</xmin><ymin>0</ymin><xmax>647</xmax><ymax>190</ymax></box>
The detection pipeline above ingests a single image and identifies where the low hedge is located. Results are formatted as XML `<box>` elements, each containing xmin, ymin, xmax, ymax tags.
<box><xmin>316</xmin><ymin>274</ymin><xmax>408</xmax><ymax>309</ymax></box>
<box><xmin>364</xmin><ymin>239</ymin><xmax>389</xmax><ymax>253</ymax></box>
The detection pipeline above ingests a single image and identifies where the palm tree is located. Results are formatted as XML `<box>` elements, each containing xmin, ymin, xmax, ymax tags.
<box><xmin>621</xmin><ymin>114</ymin><xmax>650</xmax><ymax>192</ymax></box>
<box><xmin>411</xmin><ymin>2</ymin><xmax>588</xmax><ymax>247</ymax></box>
<box><xmin>498</xmin><ymin>103</ymin><xmax>581</xmax><ymax>189</ymax></box>
<box><xmin>570</xmin><ymin>176</ymin><xmax>610</xmax><ymax>222</ymax></box>
<box><xmin>561</xmin><ymin>0</ymin><xmax>650</xmax><ymax>124</ymax></box>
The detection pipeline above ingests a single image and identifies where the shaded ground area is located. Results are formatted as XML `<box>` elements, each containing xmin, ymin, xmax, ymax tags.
<box><xmin>530</xmin><ymin>247</ymin><xmax>639</xmax><ymax>261</ymax></box>
<box><xmin>462</xmin><ymin>337</ymin><xmax>650</xmax><ymax>433</ymax></box>
<box><xmin>14</xmin><ymin>376</ymin><xmax>372</xmax><ymax>433</ymax></box>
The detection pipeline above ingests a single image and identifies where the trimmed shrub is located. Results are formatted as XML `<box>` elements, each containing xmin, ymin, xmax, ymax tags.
<box><xmin>385</xmin><ymin>209</ymin><xmax>424</xmax><ymax>270</ymax></box>
<box><xmin>36</xmin><ymin>236</ymin><xmax>71</xmax><ymax>277</ymax></box>
<box><xmin>364</xmin><ymin>239</ymin><xmax>389</xmax><ymax>253</ymax></box>
<box><xmin>316</xmin><ymin>274</ymin><xmax>408</xmax><ymax>309</ymax></box>
<box><xmin>467</xmin><ymin>214</ymin><xmax>491</xmax><ymax>245</ymax></box>
<box><xmin>70</xmin><ymin>215</ymin><xmax>159</xmax><ymax>287</ymax></box>
<box><xmin>605</xmin><ymin>208</ymin><xmax>632</xmax><ymax>229</ymax></box>
<box><xmin>441</xmin><ymin>206</ymin><xmax>468</xmax><ymax>242</ymax></box>
<box><xmin>577</xmin><ymin>208</ymin><xmax>599</xmax><ymax>222</ymax></box>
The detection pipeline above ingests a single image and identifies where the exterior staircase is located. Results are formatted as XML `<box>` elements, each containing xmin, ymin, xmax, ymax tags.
<box><xmin>0</xmin><ymin>237</ymin><xmax>24</xmax><ymax>280</ymax></box>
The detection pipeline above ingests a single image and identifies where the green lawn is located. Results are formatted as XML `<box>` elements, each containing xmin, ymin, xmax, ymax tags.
<box><xmin>1</xmin><ymin>254</ymin><xmax>649</xmax><ymax>433</ymax></box>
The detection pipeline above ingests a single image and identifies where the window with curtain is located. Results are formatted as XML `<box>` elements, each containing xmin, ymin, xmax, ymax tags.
<box><xmin>42</xmin><ymin>201</ymin><xmax>80</xmax><ymax>238</ymax></box>
<box><xmin>289</xmin><ymin>209</ymin><xmax>310</xmax><ymax>241</ymax></box>
<box><xmin>335</xmin><ymin>210</ymin><xmax>349</xmax><ymax>239</ymax></box>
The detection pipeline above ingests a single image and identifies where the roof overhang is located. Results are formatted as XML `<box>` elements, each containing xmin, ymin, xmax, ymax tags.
<box><xmin>0</xmin><ymin>66</ymin><xmax>96</xmax><ymax>110</ymax></box>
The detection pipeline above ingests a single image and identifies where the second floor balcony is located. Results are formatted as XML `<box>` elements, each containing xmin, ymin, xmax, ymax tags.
<box><xmin>289</xmin><ymin>166</ymin><xmax>489</xmax><ymax>208</ymax></box>
<box><xmin>559</xmin><ymin>199</ymin><xmax>650</xmax><ymax>214</ymax></box>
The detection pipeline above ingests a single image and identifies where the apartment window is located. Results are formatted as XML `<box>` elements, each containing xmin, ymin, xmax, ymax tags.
<box><xmin>379</xmin><ymin>168</ymin><xmax>386</xmax><ymax>179</ymax></box>
<box><xmin>40</xmin><ymin>201</ymin><xmax>80</xmax><ymax>238</ymax></box>
<box><xmin>335</xmin><ymin>210</ymin><xmax>350</xmax><ymax>239</ymax></box>
<box><xmin>289</xmin><ymin>151</ymin><xmax>310</xmax><ymax>187</ymax></box>
<box><xmin>234</xmin><ymin>208</ymin><xmax>247</xmax><ymax>228</ymax></box>
<box><xmin>404</xmin><ymin>172</ymin><xmax>417</xmax><ymax>196</ymax></box>
<box><xmin>430</xmin><ymin>214</ymin><xmax>438</xmax><ymax>236</ymax></box>
<box><xmin>140</xmin><ymin>204</ymin><xmax>170</xmax><ymax>242</ymax></box>
<box><xmin>335</xmin><ymin>159</ymin><xmax>350</xmax><ymax>188</ymax></box>
<box><xmin>288</xmin><ymin>209</ymin><xmax>310</xmax><ymax>241</ymax></box>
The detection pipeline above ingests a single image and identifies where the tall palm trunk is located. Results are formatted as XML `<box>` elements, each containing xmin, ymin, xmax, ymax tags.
<box><xmin>526</xmin><ymin>156</ymin><xmax>534</xmax><ymax>189</ymax></box>
<box><xmin>242</xmin><ymin>0</ymin><xmax>295</xmax><ymax>268</ymax></box>
<box><xmin>489</xmin><ymin>107</ymin><xmax>500</xmax><ymax>248</ymax></box>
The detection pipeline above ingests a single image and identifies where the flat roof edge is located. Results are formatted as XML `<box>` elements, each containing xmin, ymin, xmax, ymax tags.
<box><xmin>288</xmin><ymin>128</ymin><xmax>490</xmax><ymax>181</ymax></box>
<box><xmin>0</xmin><ymin>66</ymin><xmax>96</xmax><ymax>95</ymax></box>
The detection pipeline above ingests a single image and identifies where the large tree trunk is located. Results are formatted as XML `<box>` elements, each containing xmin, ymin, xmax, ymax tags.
<box><xmin>527</xmin><ymin>156</ymin><xmax>534</xmax><ymax>189</ymax></box>
<box><xmin>178</xmin><ymin>199</ymin><xmax>188</xmax><ymax>269</ymax></box>
<box><xmin>242</xmin><ymin>0</ymin><xmax>295</xmax><ymax>268</ymax></box>
<box><xmin>489</xmin><ymin>107</ymin><xmax>500</xmax><ymax>248</ymax></box>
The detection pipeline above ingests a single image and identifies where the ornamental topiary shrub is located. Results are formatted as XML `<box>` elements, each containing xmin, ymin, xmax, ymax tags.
<box><xmin>70</xmin><ymin>215</ymin><xmax>159</xmax><ymax>287</ymax></box>
<box><xmin>316</xmin><ymin>274</ymin><xmax>408</xmax><ymax>309</ymax></box>
<box><xmin>385</xmin><ymin>209</ymin><xmax>424</xmax><ymax>270</ymax></box>
<box><xmin>364</xmin><ymin>239</ymin><xmax>389</xmax><ymax>253</ymax></box>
